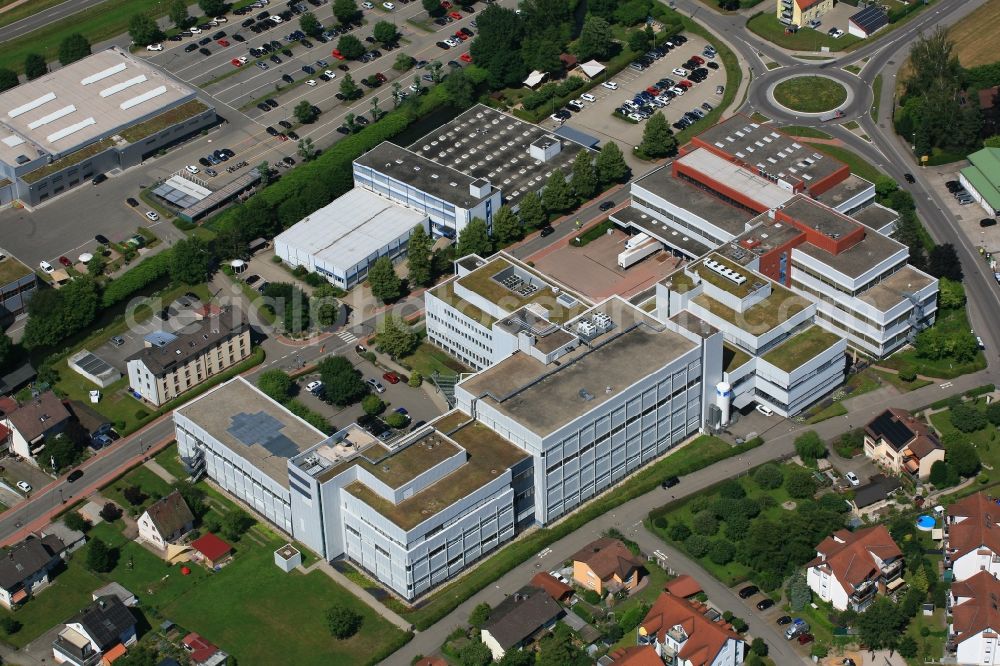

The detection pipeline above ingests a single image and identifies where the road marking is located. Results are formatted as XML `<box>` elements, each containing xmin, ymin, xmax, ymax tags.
<box><xmin>940</xmin><ymin>382</ymin><xmax>953</xmax><ymax>389</ymax></box>
<box><xmin>337</xmin><ymin>329</ymin><xmax>358</xmax><ymax>344</ymax></box>
<box><xmin>537</xmin><ymin>547</ymin><xmax>552</xmax><ymax>558</ymax></box>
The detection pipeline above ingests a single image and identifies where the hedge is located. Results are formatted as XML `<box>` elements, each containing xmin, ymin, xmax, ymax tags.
<box><xmin>926</xmin><ymin>384</ymin><xmax>996</xmax><ymax>411</ymax></box>
<box><xmin>100</xmin><ymin>250</ymin><xmax>172</xmax><ymax>308</ymax></box>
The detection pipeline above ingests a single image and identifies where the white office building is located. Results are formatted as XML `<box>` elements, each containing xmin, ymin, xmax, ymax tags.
<box><xmin>274</xmin><ymin>187</ymin><xmax>429</xmax><ymax>289</ymax></box>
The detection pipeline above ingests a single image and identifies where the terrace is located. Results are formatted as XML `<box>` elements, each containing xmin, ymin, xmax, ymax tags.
<box><xmin>316</xmin><ymin>430</ymin><xmax>461</xmax><ymax>488</ymax></box>
<box><xmin>691</xmin><ymin>283</ymin><xmax>810</xmax><ymax>334</ymax></box>
<box><xmin>119</xmin><ymin>100</ymin><xmax>210</xmax><ymax>144</ymax></box>
<box><xmin>431</xmin><ymin>279</ymin><xmax>496</xmax><ymax>328</ymax></box>
<box><xmin>761</xmin><ymin>325</ymin><xmax>842</xmax><ymax>372</ymax></box>
<box><xmin>21</xmin><ymin>138</ymin><xmax>114</xmax><ymax>184</ymax></box>
<box><xmin>0</xmin><ymin>255</ymin><xmax>32</xmax><ymax>284</ymax></box>
<box><xmin>455</xmin><ymin>256</ymin><xmax>590</xmax><ymax>324</ymax></box>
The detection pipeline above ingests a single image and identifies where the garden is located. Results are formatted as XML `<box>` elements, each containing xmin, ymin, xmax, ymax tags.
<box><xmin>772</xmin><ymin>77</ymin><xmax>848</xmax><ymax>113</ymax></box>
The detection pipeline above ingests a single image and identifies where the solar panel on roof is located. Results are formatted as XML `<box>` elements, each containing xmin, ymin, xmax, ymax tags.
<box><xmin>74</xmin><ymin>352</ymin><xmax>114</xmax><ymax>376</ymax></box>
<box><xmin>228</xmin><ymin>411</ymin><xmax>301</xmax><ymax>458</ymax></box>
<box><xmin>850</xmin><ymin>5</ymin><xmax>888</xmax><ymax>33</ymax></box>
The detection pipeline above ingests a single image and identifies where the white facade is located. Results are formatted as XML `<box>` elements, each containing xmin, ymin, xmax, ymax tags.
<box><xmin>955</xmin><ymin>629</ymin><xmax>1000</xmax><ymax>666</ymax></box>
<box><xmin>806</xmin><ymin>563</ymin><xmax>851</xmax><ymax>610</ymax></box>
<box><xmin>951</xmin><ymin>549</ymin><xmax>1000</xmax><ymax>582</ymax></box>
<box><xmin>136</xmin><ymin>511</ymin><xmax>167</xmax><ymax>550</ymax></box>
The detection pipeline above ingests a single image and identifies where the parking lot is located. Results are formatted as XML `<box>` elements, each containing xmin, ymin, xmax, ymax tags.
<box><xmin>542</xmin><ymin>31</ymin><xmax>727</xmax><ymax>150</ymax></box>
<box><xmin>918</xmin><ymin>166</ymin><xmax>1000</xmax><ymax>260</ymax></box>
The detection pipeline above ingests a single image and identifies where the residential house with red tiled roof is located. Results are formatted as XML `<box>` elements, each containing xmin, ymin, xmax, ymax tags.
<box><xmin>571</xmin><ymin>538</ymin><xmax>643</xmax><ymax>596</ymax></box>
<box><xmin>638</xmin><ymin>592</ymin><xmax>745</xmax><ymax>666</ymax></box>
<box><xmin>608</xmin><ymin>645</ymin><xmax>664</xmax><ymax>666</ymax></box>
<box><xmin>137</xmin><ymin>491</ymin><xmax>194</xmax><ymax>552</ymax></box>
<box><xmin>530</xmin><ymin>572</ymin><xmax>574</xmax><ymax>603</ymax></box>
<box><xmin>1</xmin><ymin>391</ymin><xmax>70</xmax><ymax>464</ymax></box>
<box><xmin>948</xmin><ymin>571</ymin><xmax>1000</xmax><ymax>665</ymax></box>
<box><xmin>776</xmin><ymin>0</ymin><xmax>832</xmax><ymax>29</ymax></box>
<box><xmin>666</xmin><ymin>574</ymin><xmax>703</xmax><ymax>600</ymax></box>
<box><xmin>946</xmin><ymin>492</ymin><xmax>1000</xmax><ymax>581</ymax></box>
<box><xmin>182</xmin><ymin>632</ymin><xmax>228</xmax><ymax>666</ymax></box>
<box><xmin>805</xmin><ymin>525</ymin><xmax>903</xmax><ymax>611</ymax></box>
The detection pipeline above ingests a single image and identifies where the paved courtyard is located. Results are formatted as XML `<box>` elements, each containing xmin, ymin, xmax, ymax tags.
<box><xmin>530</xmin><ymin>226</ymin><xmax>684</xmax><ymax>301</ymax></box>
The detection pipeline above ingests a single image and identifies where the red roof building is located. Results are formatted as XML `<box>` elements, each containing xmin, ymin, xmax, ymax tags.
<box><xmin>665</xmin><ymin>574</ymin><xmax>703</xmax><ymax>599</ymax></box>
<box><xmin>805</xmin><ymin>526</ymin><xmax>903</xmax><ymax>611</ymax></box>
<box><xmin>530</xmin><ymin>572</ymin><xmax>574</xmax><ymax>602</ymax></box>
<box><xmin>946</xmin><ymin>492</ymin><xmax>1000</xmax><ymax>582</ymax></box>
<box><xmin>190</xmin><ymin>533</ymin><xmax>231</xmax><ymax>566</ymax></box>
<box><xmin>182</xmin><ymin>632</ymin><xmax>228</xmax><ymax>665</ymax></box>
<box><xmin>639</xmin><ymin>592</ymin><xmax>745</xmax><ymax>666</ymax></box>
<box><xmin>608</xmin><ymin>645</ymin><xmax>663</xmax><ymax>666</ymax></box>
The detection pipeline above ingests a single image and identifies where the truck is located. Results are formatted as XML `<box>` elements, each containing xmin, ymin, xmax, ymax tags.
<box><xmin>785</xmin><ymin>618</ymin><xmax>810</xmax><ymax>640</ymax></box>
<box><xmin>617</xmin><ymin>233</ymin><xmax>663</xmax><ymax>269</ymax></box>
<box><xmin>818</xmin><ymin>109</ymin><xmax>846</xmax><ymax>122</ymax></box>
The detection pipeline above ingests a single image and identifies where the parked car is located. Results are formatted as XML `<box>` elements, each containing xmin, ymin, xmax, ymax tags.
<box><xmin>540</xmin><ymin>225</ymin><xmax>555</xmax><ymax>237</ymax></box>
<box><xmin>126</xmin><ymin>197</ymin><xmax>140</xmax><ymax>207</ymax></box>
<box><xmin>738</xmin><ymin>585</ymin><xmax>759</xmax><ymax>599</ymax></box>
<box><xmin>67</xmin><ymin>469</ymin><xmax>84</xmax><ymax>483</ymax></box>
<box><xmin>776</xmin><ymin>616</ymin><xmax>792</xmax><ymax>625</ymax></box>
<box><xmin>145</xmin><ymin>211</ymin><xmax>159</xmax><ymax>222</ymax></box>
<box><xmin>16</xmin><ymin>481</ymin><xmax>31</xmax><ymax>493</ymax></box>
<box><xmin>845</xmin><ymin>471</ymin><xmax>861</xmax><ymax>486</ymax></box>
<box><xmin>367</xmin><ymin>378</ymin><xmax>386</xmax><ymax>393</ymax></box>
<box><xmin>382</xmin><ymin>371</ymin><xmax>400</xmax><ymax>384</ymax></box>
<box><xmin>756</xmin><ymin>599</ymin><xmax>774</xmax><ymax>611</ymax></box>
<box><xmin>904</xmin><ymin>173</ymin><xmax>916</xmax><ymax>183</ymax></box>
<box><xmin>306</xmin><ymin>380</ymin><xmax>324</xmax><ymax>394</ymax></box>
<box><xmin>661</xmin><ymin>476</ymin><xmax>680</xmax><ymax>489</ymax></box>
<box><xmin>598</xmin><ymin>200</ymin><xmax>615</xmax><ymax>211</ymax></box>
<box><xmin>797</xmin><ymin>633</ymin><xmax>815</xmax><ymax>645</ymax></box>
<box><xmin>755</xmin><ymin>404</ymin><xmax>773</xmax><ymax>417</ymax></box>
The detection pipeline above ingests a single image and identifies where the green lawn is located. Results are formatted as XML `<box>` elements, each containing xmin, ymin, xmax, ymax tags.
<box><xmin>929</xmin><ymin>400</ymin><xmax>1000</xmax><ymax>487</ymax></box>
<box><xmin>806</xmin><ymin>401</ymin><xmax>848</xmax><ymax>424</ymax></box>
<box><xmin>881</xmin><ymin>305</ymin><xmax>987</xmax><ymax>378</ymax></box>
<box><xmin>871</xmin><ymin>74</ymin><xmax>884</xmax><ymax>121</ymax></box>
<box><xmin>103</xmin><ymin>466</ymin><xmax>175</xmax><ymax>517</ymax></box>
<box><xmin>153</xmin><ymin>442</ymin><xmax>189</xmax><ymax>481</ymax></box>
<box><xmin>773</xmin><ymin>77</ymin><xmax>848</xmax><ymax>113</ymax></box>
<box><xmin>903</xmin><ymin>608</ymin><xmax>947</xmax><ymax>664</ymax></box>
<box><xmin>804</xmin><ymin>142</ymin><xmax>884</xmax><ymax>184</ymax></box>
<box><xmin>399</xmin><ymin>341</ymin><xmax>471</xmax><ymax>379</ymax></box>
<box><xmin>872</xmin><ymin>369</ymin><xmax>932</xmax><ymax>392</ymax></box>
<box><xmin>747</xmin><ymin>13</ymin><xmax>861</xmax><ymax>52</ymax></box>
<box><xmin>402</xmin><ymin>434</ymin><xmax>760</xmax><ymax>630</ymax></box>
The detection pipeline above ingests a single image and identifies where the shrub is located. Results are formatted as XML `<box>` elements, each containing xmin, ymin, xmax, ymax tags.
<box><xmin>99</xmin><ymin>502</ymin><xmax>121</xmax><ymax>521</ymax></box>
<box><xmin>898</xmin><ymin>366</ymin><xmax>917</xmax><ymax>382</ymax></box>
<box><xmin>581</xmin><ymin>589</ymin><xmax>602</xmax><ymax>604</ymax></box>
<box><xmin>667</xmin><ymin>522</ymin><xmax>691</xmax><ymax>542</ymax></box>
<box><xmin>326</xmin><ymin>605</ymin><xmax>363</xmax><ymax>638</ymax></box>
<box><xmin>717</xmin><ymin>479</ymin><xmax>746</xmax><ymax>499</ymax></box>
<box><xmin>752</xmin><ymin>463</ymin><xmax>783</xmax><ymax>490</ymax></box>
<box><xmin>653</xmin><ymin>516</ymin><xmax>667</xmax><ymax>529</ymax></box>
<box><xmin>708</xmin><ymin>539</ymin><xmax>735</xmax><ymax>564</ymax></box>
<box><xmin>385</xmin><ymin>412</ymin><xmax>408</xmax><ymax>429</ymax></box>
<box><xmin>951</xmin><ymin>403</ymin><xmax>987</xmax><ymax>433</ymax></box>
<box><xmin>691</xmin><ymin>510</ymin><xmax>719</xmax><ymax>536</ymax></box>
<box><xmin>122</xmin><ymin>485</ymin><xmax>146</xmax><ymax>507</ymax></box>
<box><xmin>63</xmin><ymin>511</ymin><xmax>89</xmax><ymax>533</ymax></box>
<box><xmin>619</xmin><ymin>603</ymin><xmax>649</xmax><ymax>632</ymax></box>
<box><xmin>685</xmin><ymin>533</ymin><xmax>710</xmax><ymax>558</ymax></box>
<box><xmin>0</xmin><ymin>617</ymin><xmax>21</xmax><ymax>635</ymax></box>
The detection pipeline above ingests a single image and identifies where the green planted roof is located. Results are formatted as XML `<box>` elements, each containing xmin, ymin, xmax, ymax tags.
<box><xmin>961</xmin><ymin>148</ymin><xmax>1000</xmax><ymax>212</ymax></box>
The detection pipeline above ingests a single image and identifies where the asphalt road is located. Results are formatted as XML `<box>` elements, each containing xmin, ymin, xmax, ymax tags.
<box><xmin>0</xmin><ymin>0</ymin><xmax>108</xmax><ymax>42</ymax></box>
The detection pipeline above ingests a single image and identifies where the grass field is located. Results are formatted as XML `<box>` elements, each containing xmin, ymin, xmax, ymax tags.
<box><xmin>747</xmin><ymin>13</ymin><xmax>861</xmax><ymax>52</ymax></box>
<box><xmin>773</xmin><ymin>76</ymin><xmax>848</xmax><ymax>113</ymax></box>
<box><xmin>881</xmin><ymin>305</ymin><xmax>987</xmax><ymax>379</ymax></box>
<box><xmin>153</xmin><ymin>442</ymin><xmax>189</xmax><ymax>480</ymax></box>
<box><xmin>804</xmin><ymin>141</ymin><xmax>883</xmax><ymax>184</ymax></box>
<box><xmin>781</xmin><ymin>125</ymin><xmax>832</xmax><ymax>139</ymax></box>
<box><xmin>102</xmin><ymin>465</ymin><xmax>174</xmax><ymax>516</ymax></box>
<box><xmin>949</xmin><ymin>0</ymin><xmax>1000</xmax><ymax>67</ymax></box>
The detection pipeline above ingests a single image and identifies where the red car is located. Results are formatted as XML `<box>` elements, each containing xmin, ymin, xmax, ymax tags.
<box><xmin>217</xmin><ymin>39</ymin><xmax>230</xmax><ymax>47</ymax></box>
<box><xmin>58</xmin><ymin>256</ymin><xmax>72</xmax><ymax>268</ymax></box>
<box><xmin>332</xmin><ymin>49</ymin><xmax>345</xmax><ymax>60</ymax></box>
<box><xmin>678</xmin><ymin>80</ymin><xmax>692</xmax><ymax>89</ymax></box>
<box><xmin>374</xmin><ymin>72</ymin><xmax>387</xmax><ymax>83</ymax></box>
<box><xmin>455</xmin><ymin>31</ymin><xmax>468</xmax><ymax>40</ymax></box>
<box><xmin>382</xmin><ymin>371</ymin><xmax>400</xmax><ymax>384</ymax></box>
<box><xmin>646</xmin><ymin>86</ymin><xmax>660</xmax><ymax>95</ymax></box>
<box><xmin>231</xmin><ymin>58</ymin><xmax>243</xmax><ymax>66</ymax></box>
<box><xmin>449</xmin><ymin>11</ymin><xmax>462</xmax><ymax>19</ymax></box>
<box><xmin>460</xmin><ymin>52</ymin><xmax>472</xmax><ymax>63</ymax></box>
<box><xmin>797</xmin><ymin>633</ymin><xmax>814</xmax><ymax>645</ymax></box>
<box><xmin>691</xmin><ymin>55</ymin><xmax>705</xmax><ymax>65</ymax></box>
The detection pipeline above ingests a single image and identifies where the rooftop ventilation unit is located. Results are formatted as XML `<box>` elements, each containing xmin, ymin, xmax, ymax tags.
<box><xmin>576</xmin><ymin>319</ymin><xmax>597</xmax><ymax>336</ymax></box>
<box><xmin>704</xmin><ymin>258</ymin><xmax>747</xmax><ymax>285</ymax></box>
<box><xmin>593</xmin><ymin>312</ymin><xmax>613</xmax><ymax>330</ymax></box>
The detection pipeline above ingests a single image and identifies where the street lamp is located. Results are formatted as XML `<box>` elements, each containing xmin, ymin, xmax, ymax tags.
<box><xmin>58</xmin><ymin>488</ymin><xmax>64</xmax><ymax>504</ymax></box>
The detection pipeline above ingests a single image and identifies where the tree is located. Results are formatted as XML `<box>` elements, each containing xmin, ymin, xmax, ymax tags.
<box><xmin>468</xmin><ymin>602</ymin><xmax>491</xmax><ymax>629</ymax></box>
<box><xmin>691</xmin><ymin>510</ymin><xmax>718</xmax><ymax>536</ymax></box>
<box><xmin>794</xmin><ymin>430</ymin><xmax>827</xmax><ymax>462</ymax></box>
<box><xmin>0</xmin><ymin>334</ymin><xmax>13</xmax><ymax>371</ymax></box>
<box><xmin>708</xmin><ymin>539</ymin><xmax>735</xmax><ymax>564</ymax></box>
<box><xmin>490</xmin><ymin>206</ymin><xmax>523</xmax><ymax>246</ymax></box>
<box><xmin>169</xmin><ymin>0</ymin><xmax>189</xmax><ymax>28</ymax></box>
<box><xmin>628</xmin><ymin>29</ymin><xmax>651</xmax><ymax>53</ymax></box>
<box><xmin>337</xmin><ymin>35</ymin><xmax>365</xmax><ymax>60</ymax></box>
<box><xmin>938</xmin><ymin>277</ymin><xmax>965</xmax><ymax>309</ymax></box>
<box><xmin>456</xmin><ymin>217</ymin><xmax>493</xmax><ymax>257</ymax></box>
<box><xmin>376</xmin><ymin>315</ymin><xmax>419</xmax><ymax>358</ymax></box>
<box><xmin>929</xmin><ymin>459</ymin><xmax>949</xmax><ymax>486</ymax></box>
<box><xmin>570</xmin><ymin>150</ymin><xmax>598</xmax><ymax>200</ymax></box>
<box><xmin>63</xmin><ymin>511</ymin><xmax>89</xmax><ymax>533</ymax></box>
<box><xmin>987</xmin><ymin>401</ymin><xmax>1000</xmax><ymax>426</ymax></box>
<box><xmin>362</xmin><ymin>393</ymin><xmax>385</xmax><ymax>415</ymax></box>
<box><xmin>753</xmin><ymin>463</ymin><xmax>783</xmax><ymax>490</ymax></box>
<box><xmin>128</xmin><ymin>13</ymin><xmax>163</xmax><ymax>46</ymax></box>
<box><xmin>667</xmin><ymin>522</ymin><xmax>691</xmax><ymax>542</ymax></box>
<box><xmin>258</xmin><ymin>370</ymin><xmax>294</xmax><ymax>402</ymax></box>
<box><xmin>326</xmin><ymin>605</ymin><xmax>363</xmax><ymax>638</ymax></box>
<box><xmin>86</xmin><ymin>538</ymin><xmax>114</xmax><ymax>572</ymax></box>
<box><xmin>458</xmin><ymin>640</ymin><xmax>492</xmax><ymax>666</ymax></box>
<box><xmin>898</xmin><ymin>635</ymin><xmax>918</xmax><ymax>659</ymax></box>
<box><xmin>927</xmin><ymin>243</ymin><xmax>963</xmax><ymax>281</ymax></box>
<box><xmin>951</xmin><ymin>403</ymin><xmax>987</xmax><ymax>433</ymax></box>
<box><xmin>296</xmin><ymin>137</ymin><xmax>317</xmax><ymax>162</ymax></box>
<box><xmin>340</xmin><ymin>73</ymin><xmax>360</xmax><ymax>100</ymax></box>
<box><xmin>169</xmin><ymin>237</ymin><xmax>212</xmax><ymax>284</ymax></box>
<box><xmin>787</xmin><ymin>572</ymin><xmax>811</xmax><ymax>611</ymax></box>
<box><xmin>576</xmin><ymin>16</ymin><xmax>613</xmax><ymax>61</ymax></box>
<box><xmin>639</xmin><ymin>111</ymin><xmax>677</xmax><ymax>158</ymax></box>
<box><xmin>542</xmin><ymin>168</ymin><xmax>574</xmax><ymax>213</ymax></box>
<box><xmin>442</xmin><ymin>67</ymin><xmax>475</xmax><ymax>108</ymax></box>
<box><xmin>221</xmin><ymin>509</ymin><xmax>254</xmax><ymax>541</ymax></box>
<box><xmin>370</xmin><ymin>95</ymin><xmax>380</xmax><ymax>121</ymax></box>
<box><xmin>0</xmin><ymin>615</ymin><xmax>21</xmax><ymax>635</ymax></box>
<box><xmin>874</xmin><ymin>175</ymin><xmax>899</xmax><ymax>200</ymax></box>
<box><xmin>470</xmin><ymin>5</ymin><xmax>527</xmax><ymax>89</ymax></box>
<box><xmin>367</xmin><ymin>256</ymin><xmax>402</xmax><ymax>302</ymax></box>
<box><xmin>385</xmin><ymin>412</ymin><xmax>408</xmax><ymax>428</ymax></box>
<box><xmin>299</xmin><ymin>12</ymin><xmax>322</xmax><ymax>37</ymax></box>
<box><xmin>172</xmin><ymin>481</ymin><xmax>205</xmax><ymax>518</ymax></box>
<box><xmin>0</xmin><ymin>69</ymin><xmax>18</xmax><ymax>92</ymax></box>
<box><xmin>429</xmin><ymin>60</ymin><xmax>444</xmax><ymax>84</ymax></box>
<box><xmin>294</xmin><ymin>100</ymin><xmax>318</xmax><ymax>124</ymax></box>
<box><xmin>393</xmin><ymin>53</ymin><xmax>416</xmax><ymax>71</ymax></box>
<box><xmin>87</xmin><ymin>253</ymin><xmax>104</xmax><ymax>278</ymax></box>
<box><xmin>334</xmin><ymin>0</ymin><xmax>360</xmax><ymax>24</ymax></box>
<box><xmin>857</xmin><ymin>597</ymin><xmax>903</xmax><ymax>652</ymax></box>
<box><xmin>198</xmin><ymin>0</ymin><xmax>225</xmax><ymax>16</ymax></box>
<box><xmin>785</xmin><ymin>467</ymin><xmax>816</xmax><ymax>499</ymax></box>
<box><xmin>23</xmin><ymin>53</ymin><xmax>47</xmax><ymax>81</ymax></box>
<box><xmin>23</xmin><ymin>277</ymin><xmax>99</xmax><ymax>349</ymax></box>
<box><xmin>58</xmin><ymin>34</ymin><xmax>92</xmax><ymax>66</ymax></box>
<box><xmin>948</xmin><ymin>439</ymin><xmax>981</xmax><ymax>477</ymax></box>
<box><xmin>750</xmin><ymin>637</ymin><xmax>768</xmax><ymax>656</ymax></box>
<box><xmin>422</xmin><ymin>0</ymin><xmax>444</xmax><ymax>16</ymax></box>
<box><xmin>685</xmin><ymin>533</ymin><xmax>710</xmax><ymax>558</ymax></box>
<box><xmin>406</xmin><ymin>224</ymin><xmax>433</xmax><ymax>286</ymax></box>
<box><xmin>318</xmin><ymin>356</ymin><xmax>368</xmax><ymax>405</ymax></box>
<box><xmin>372</xmin><ymin>20</ymin><xmax>398</xmax><ymax>46</ymax></box>
<box><xmin>595</xmin><ymin>141</ymin><xmax>629</xmax><ymax>184</ymax></box>
<box><xmin>536</xmin><ymin>623</ymin><xmax>590</xmax><ymax>666</ymax></box>
<box><xmin>522</xmin><ymin>36</ymin><xmax>562</xmax><ymax>74</ymax></box>
<box><xmin>518</xmin><ymin>191</ymin><xmax>546</xmax><ymax>229</ymax></box>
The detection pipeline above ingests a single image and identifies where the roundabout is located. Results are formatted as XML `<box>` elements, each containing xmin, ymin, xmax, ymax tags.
<box><xmin>771</xmin><ymin>75</ymin><xmax>849</xmax><ymax>114</ymax></box>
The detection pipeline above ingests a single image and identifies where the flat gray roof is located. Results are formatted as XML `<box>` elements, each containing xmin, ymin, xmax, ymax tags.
<box><xmin>0</xmin><ymin>47</ymin><xmax>194</xmax><ymax>165</ymax></box>
<box><xmin>782</xmin><ymin>196</ymin><xmax>859</xmax><ymax>239</ymax></box>
<box><xmin>176</xmin><ymin>377</ymin><xmax>327</xmax><ymax>488</ymax></box>
<box><xmin>795</xmin><ymin>227</ymin><xmax>906</xmax><ymax>279</ymax></box>
<box><xmin>857</xmin><ymin>265</ymin><xmax>936</xmax><ymax>311</ymax></box>
<box><xmin>274</xmin><ymin>187</ymin><xmax>426</xmax><ymax>268</ymax></box>
<box><xmin>632</xmin><ymin>165</ymin><xmax>756</xmax><ymax>237</ymax></box>
<box><xmin>407</xmin><ymin>104</ymin><xmax>589</xmax><ymax>207</ymax></box>
<box><xmin>814</xmin><ymin>173</ymin><xmax>873</xmax><ymax>209</ymax></box>
<box><xmin>461</xmin><ymin>313</ymin><xmax>695</xmax><ymax>436</ymax></box>
<box><xmin>693</xmin><ymin>115</ymin><xmax>846</xmax><ymax>191</ymax></box>
<box><xmin>354</xmin><ymin>141</ymin><xmax>486</xmax><ymax>209</ymax></box>
<box><xmin>677</xmin><ymin>148</ymin><xmax>795</xmax><ymax>210</ymax></box>
<box><xmin>611</xmin><ymin>206</ymin><xmax>714</xmax><ymax>258</ymax></box>
<box><xmin>851</xmin><ymin>203</ymin><xmax>899</xmax><ymax>233</ymax></box>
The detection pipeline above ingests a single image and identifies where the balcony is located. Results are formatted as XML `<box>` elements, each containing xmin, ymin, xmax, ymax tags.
<box><xmin>881</xmin><ymin>559</ymin><xmax>903</xmax><ymax>581</ymax></box>
<box><xmin>850</xmin><ymin>580</ymin><xmax>876</xmax><ymax>606</ymax></box>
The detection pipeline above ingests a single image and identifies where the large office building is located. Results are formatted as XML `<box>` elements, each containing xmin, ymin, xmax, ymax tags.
<box><xmin>0</xmin><ymin>47</ymin><xmax>216</xmax><ymax>206</ymax></box>
<box><xmin>611</xmin><ymin>115</ymin><xmax>937</xmax><ymax>360</ymax></box>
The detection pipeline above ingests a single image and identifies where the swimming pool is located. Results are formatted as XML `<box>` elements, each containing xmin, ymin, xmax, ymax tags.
<box><xmin>916</xmin><ymin>515</ymin><xmax>935</xmax><ymax>531</ymax></box>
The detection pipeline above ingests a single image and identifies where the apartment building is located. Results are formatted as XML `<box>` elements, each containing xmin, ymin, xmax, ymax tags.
<box><xmin>638</xmin><ymin>591</ymin><xmax>746</xmax><ymax>666</ymax></box>
<box><xmin>948</xmin><ymin>571</ymin><xmax>1000</xmax><ymax>665</ymax></box>
<box><xmin>2</xmin><ymin>390</ymin><xmax>71</xmax><ymax>463</ymax></box>
<box><xmin>777</xmin><ymin>0</ymin><xmax>833</xmax><ymax>27</ymax></box>
<box><xmin>126</xmin><ymin>309</ymin><xmax>250</xmax><ymax>407</ymax></box>
<box><xmin>612</xmin><ymin>115</ymin><xmax>936</xmax><ymax>359</ymax></box>
<box><xmin>805</xmin><ymin>526</ymin><xmax>904</xmax><ymax>611</ymax></box>
<box><xmin>945</xmin><ymin>493</ymin><xmax>1000</xmax><ymax>581</ymax></box>
<box><xmin>864</xmin><ymin>408</ymin><xmax>944</xmax><ymax>481</ymax></box>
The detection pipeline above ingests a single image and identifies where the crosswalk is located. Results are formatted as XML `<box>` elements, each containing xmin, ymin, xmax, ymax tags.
<box><xmin>337</xmin><ymin>329</ymin><xmax>358</xmax><ymax>344</ymax></box>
